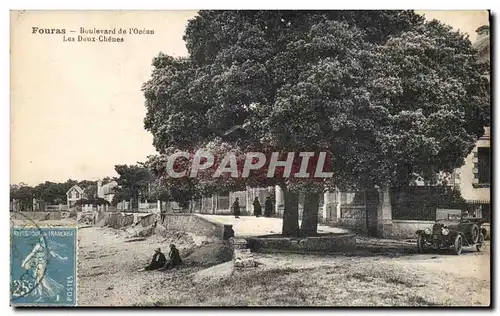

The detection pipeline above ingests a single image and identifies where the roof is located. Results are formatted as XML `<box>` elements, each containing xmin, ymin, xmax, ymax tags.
<box><xmin>100</xmin><ymin>181</ymin><xmax>118</xmax><ymax>195</ymax></box>
<box><xmin>66</xmin><ymin>184</ymin><xmax>84</xmax><ymax>195</ymax></box>
<box><xmin>473</xmin><ymin>35</ymin><xmax>489</xmax><ymax>52</ymax></box>
<box><xmin>101</xmin><ymin>181</ymin><xmax>118</xmax><ymax>189</ymax></box>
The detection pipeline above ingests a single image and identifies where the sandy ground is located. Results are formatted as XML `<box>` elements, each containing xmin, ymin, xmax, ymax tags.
<box><xmin>198</xmin><ymin>215</ymin><xmax>349</xmax><ymax>237</ymax></box>
<box><xmin>77</xmin><ymin>225</ymin><xmax>490</xmax><ymax>306</ymax></box>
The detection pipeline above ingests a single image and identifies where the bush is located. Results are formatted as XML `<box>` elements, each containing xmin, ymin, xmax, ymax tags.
<box><xmin>391</xmin><ymin>186</ymin><xmax>467</xmax><ymax>220</ymax></box>
<box><xmin>74</xmin><ymin>197</ymin><xmax>110</xmax><ymax>206</ymax></box>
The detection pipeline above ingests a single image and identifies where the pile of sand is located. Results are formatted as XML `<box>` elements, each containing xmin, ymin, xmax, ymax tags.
<box><xmin>192</xmin><ymin>261</ymin><xmax>234</xmax><ymax>284</ymax></box>
<box><xmin>184</xmin><ymin>241</ymin><xmax>233</xmax><ymax>267</ymax></box>
<box><xmin>125</xmin><ymin>227</ymin><xmax>229</xmax><ymax>267</ymax></box>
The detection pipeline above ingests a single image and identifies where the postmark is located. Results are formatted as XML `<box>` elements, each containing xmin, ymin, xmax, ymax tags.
<box><xmin>10</xmin><ymin>222</ymin><xmax>77</xmax><ymax>306</ymax></box>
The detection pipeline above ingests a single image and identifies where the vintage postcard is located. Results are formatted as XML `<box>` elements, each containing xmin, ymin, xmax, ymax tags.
<box><xmin>10</xmin><ymin>10</ymin><xmax>491</xmax><ymax>307</ymax></box>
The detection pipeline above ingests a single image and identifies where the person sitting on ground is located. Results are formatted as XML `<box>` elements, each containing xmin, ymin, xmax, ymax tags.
<box><xmin>141</xmin><ymin>247</ymin><xmax>167</xmax><ymax>271</ymax></box>
<box><xmin>161</xmin><ymin>244</ymin><xmax>182</xmax><ymax>270</ymax></box>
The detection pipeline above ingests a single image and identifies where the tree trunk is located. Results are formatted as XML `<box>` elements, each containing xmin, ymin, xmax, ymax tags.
<box><xmin>132</xmin><ymin>191</ymin><xmax>139</xmax><ymax>210</ymax></box>
<box><xmin>365</xmin><ymin>188</ymin><xmax>379</xmax><ymax>237</ymax></box>
<box><xmin>300</xmin><ymin>192</ymin><xmax>320</xmax><ymax>236</ymax></box>
<box><xmin>281</xmin><ymin>184</ymin><xmax>300</xmax><ymax>236</ymax></box>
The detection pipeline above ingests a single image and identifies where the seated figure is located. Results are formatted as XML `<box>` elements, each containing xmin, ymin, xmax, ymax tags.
<box><xmin>161</xmin><ymin>244</ymin><xmax>182</xmax><ymax>270</ymax></box>
<box><xmin>142</xmin><ymin>247</ymin><xmax>167</xmax><ymax>271</ymax></box>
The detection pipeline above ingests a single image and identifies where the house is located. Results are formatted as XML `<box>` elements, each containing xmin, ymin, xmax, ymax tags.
<box><xmin>97</xmin><ymin>180</ymin><xmax>118</xmax><ymax>204</ymax></box>
<box><xmin>66</xmin><ymin>185</ymin><xmax>85</xmax><ymax>208</ymax></box>
<box><xmin>452</xmin><ymin>25</ymin><xmax>491</xmax><ymax>220</ymax></box>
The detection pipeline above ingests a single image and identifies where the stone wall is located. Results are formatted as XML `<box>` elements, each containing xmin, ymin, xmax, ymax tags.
<box><xmin>337</xmin><ymin>206</ymin><xmax>366</xmax><ymax>233</ymax></box>
<box><xmin>18</xmin><ymin>211</ymin><xmax>62</xmax><ymax>221</ymax></box>
<box><xmin>247</xmin><ymin>234</ymin><xmax>356</xmax><ymax>254</ymax></box>
<box><xmin>77</xmin><ymin>212</ymin><xmax>97</xmax><ymax>225</ymax></box>
<box><xmin>390</xmin><ymin>220</ymin><xmax>434</xmax><ymax>239</ymax></box>
<box><xmin>158</xmin><ymin>213</ymin><xmax>226</xmax><ymax>239</ymax></box>
<box><xmin>135</xmin><ymin>213</ymin><xmax>157</xmax><ymax>227</ymax></box>
<box><xmin>96</xmin><ymin>212</ymin><xmax>135</xmax><ymax>229</ymax></box>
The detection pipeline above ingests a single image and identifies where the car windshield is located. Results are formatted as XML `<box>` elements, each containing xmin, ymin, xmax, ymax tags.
<box><xmin>436</xmin><ymin>214</ymin><xmax>461</xmax><ymax>222</ymax></box>
<box><xmin>435</xmin><ymin>209</ymin><xmax>462</xmax><ymax>221</ymax></box>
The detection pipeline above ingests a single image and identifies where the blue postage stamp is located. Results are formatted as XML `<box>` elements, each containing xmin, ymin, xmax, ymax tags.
<box><xmin>10</xmin><ymin>227</ymin><xmax>77</xmax><ymax>306</ymax></box>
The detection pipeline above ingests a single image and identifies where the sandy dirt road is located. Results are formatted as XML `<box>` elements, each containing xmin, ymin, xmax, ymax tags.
<box><xmin>198</xmin><ymin>215</ymin><xmax>349</xmax><ymax>237</ymax></box>
<box><xmin>77</xmin><ymin>226</ymin><xmax>490</xmax><ymax>306</ymax></box>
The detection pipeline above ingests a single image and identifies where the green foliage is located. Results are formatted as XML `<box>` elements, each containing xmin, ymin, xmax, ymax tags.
<box><xmin>391</xmin><ymin>186</ymin><xmax>467</xmax><ymax>220</ymax></box>
<box><xmin>74</xmin><ymin>197</ymin><xmax>110</xmax><ymax>206</ymax></box>
<box><xmin>10</xmin><ymin>184</ymin><xmax>36</xmax><ymax>211</ymax></box>
<box><xmin>142</xmin><ymin>10</ymin><xmax>489</xmax><ymax>234</ymax></box>
<box><xmin>32</xmin><ymin>180</ymin><xmax>78</xmax><ymax>204</ymax></box>
<box><xmin>10</xmin><ymin>179</ymin><xmax>102</xmax><ymax>209</ymax></box>
<box><xmin>145</xmin><ymin>154</ymin><xmax>202</xmax><ymax>208</ymax></box>
<box><xmin>143</xmin><ymin>10</ymin><xmax>488</xmax><ymax>191</ymax></box>
<box><xmin>113</xmin><ymin>164</ymin><xmax>154</xmax><ymax>208</ymax></box>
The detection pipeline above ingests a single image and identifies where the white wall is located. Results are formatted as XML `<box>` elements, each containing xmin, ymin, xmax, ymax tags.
<box><xmin>457</xmin><ymin>128</ymin><xmax>490</xmax><ymax>203</ymax></box>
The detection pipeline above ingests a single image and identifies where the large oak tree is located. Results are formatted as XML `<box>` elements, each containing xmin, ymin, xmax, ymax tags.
<box><xmin>143</xmin><ymin>11</ymin><xmax>490</xmax><ymax>236</ymax></box>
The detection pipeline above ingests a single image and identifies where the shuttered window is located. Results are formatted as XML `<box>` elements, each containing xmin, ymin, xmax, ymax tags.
<box><xmin>478</xmin><ymin>147</ymin><xmax>490</xmax><ymax>185</ymax></box>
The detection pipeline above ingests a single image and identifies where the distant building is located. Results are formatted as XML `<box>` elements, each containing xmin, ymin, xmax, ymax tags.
<box><xmin>97</xmin><ymin>180</ymin><xmax>118</xmax><ymax>204</ymax></box>
<box><xmin>66</xmin><ymin>185</ymin><xmax>85</xmax><ymax>208</ymax></box>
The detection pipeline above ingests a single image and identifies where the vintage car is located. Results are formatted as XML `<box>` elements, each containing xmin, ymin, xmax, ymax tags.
<box><xmin>416</xmin><ymin>209</ymin><xmax>486</xmax><ymax>255</ymax></box>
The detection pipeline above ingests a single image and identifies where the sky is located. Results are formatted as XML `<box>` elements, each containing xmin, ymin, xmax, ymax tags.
<box><xmin>10</xmin><ymin>10</ymin><xmax>490</xmax><ymax>186</ymax></box>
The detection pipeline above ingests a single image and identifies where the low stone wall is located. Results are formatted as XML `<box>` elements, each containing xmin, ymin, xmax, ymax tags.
<box><xmin>135</xmin><ymin>213</ymin><xmax>157</xmax><ymax>227</ymax></box>
<box><xmin>390</xmin><ymin>220</ymin><xmax>434</xmax><ymax>239</ymax></box>
<box><xmin>18</xmin><ymin>211</ymin><xmax>62</xmax><ymax>221</ymax></box>
<box><xmin>95</xmin><ymin>212</ymin><xmax>135</xmax><ymax>229</ymax></box>
<box><xmin>158</xmin><ymin>213</ymin><xmax>226</xmax><ymax>239</ymax></box>
<box><xmin>77</xmin><ymin>212</ymin><xmax>97</xmax><ymax>225</ymax></box>
<box><xmin>337</xmin><ymin>218</ymin><xmax>366</xmax><ymax>233</ymax></box>
<box><xmin>337</xmin><ymin>206</ymin><xmax>366</xmax><ymax>233</ymax></box>
<box><xmin>115</xmin><ymin>213</ymin><xmax>134</xmax><ymax>229</ymax></box>
<box><xmin>247</xmin><ymin>234</ymin><xmax>356</xmax><ymax>254</ymax></box>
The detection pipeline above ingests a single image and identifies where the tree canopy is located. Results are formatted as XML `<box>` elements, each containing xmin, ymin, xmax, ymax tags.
<box><xmin>143</xmin><ymin>10</ymin><xmax>490</xmax><ymax>235</ymax></box>
<box><xmin>144</xmin><ymin>10</ymin><xmax>488</xmax><ymax>188</ymax></box>
<box><xmin>112</xmin><ymin>164</ymin><xmax>154</xmax><ymax>208</ymax></box>
<box><xmin>10</xmin><ymin>179</ymin><xmax>102</xmax><ymax>210</ymax></box>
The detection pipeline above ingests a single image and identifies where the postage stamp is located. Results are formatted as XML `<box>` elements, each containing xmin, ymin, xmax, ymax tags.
<box><xmin>10</xmin><ymin>226</ymin><xmax>77</xmax><ymax>306</ymax></box>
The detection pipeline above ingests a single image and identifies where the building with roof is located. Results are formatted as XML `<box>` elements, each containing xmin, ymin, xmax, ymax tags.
<box><xmin>66</xmin><ymin>184</ymin><xmax>85</xmax><ymax>208</ymax></box>
<box><xmin>97</xmin><ymin>180</ymin><xmax>118</xmax><ymax>204</ymax></box>
<box><xmin>452</xmin><ymin>25</ymin><xmax>491</xmax><ymax>220</ymax></box>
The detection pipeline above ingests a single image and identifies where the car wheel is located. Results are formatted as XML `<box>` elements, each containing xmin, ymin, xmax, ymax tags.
<box><xmin>476</xmin><ymin>233</ymin><xmax>485</xmax><ymax>252</ymax></box>
<box><xmin>470</xmin><ymin>224</ymin><xmax>479</xmax><ymax>244</ymax></box>
<box><xmin>452</xmin><ymin>234</ymin><xmax>463</xmax><ymax>255</ymax></box>
<box><xmin>417</xmin><ymin>234</ymin><xmax>425</xmax><ymax>253</ymax></box>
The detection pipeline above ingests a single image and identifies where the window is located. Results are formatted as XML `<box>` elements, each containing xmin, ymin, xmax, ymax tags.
<box><xmin>340</xmin><ymin>192</ymin><xmax>347</xmax><ymax>204</ymax></box>
<box><xmin>477</xmin><ymin>147</ymin><xmax>490</xmax><ymax>185</ymax></box>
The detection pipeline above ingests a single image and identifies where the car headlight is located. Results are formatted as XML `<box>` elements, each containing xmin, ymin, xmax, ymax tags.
<box><xmin>442</xmin><ymin>228</ymin><xmax>449</xmax><ymax>236</ymax></box>
<box><xmin>424</xmin><ymin>228</ymin><xmax>431</xmax><ymax>235</ymax></box>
